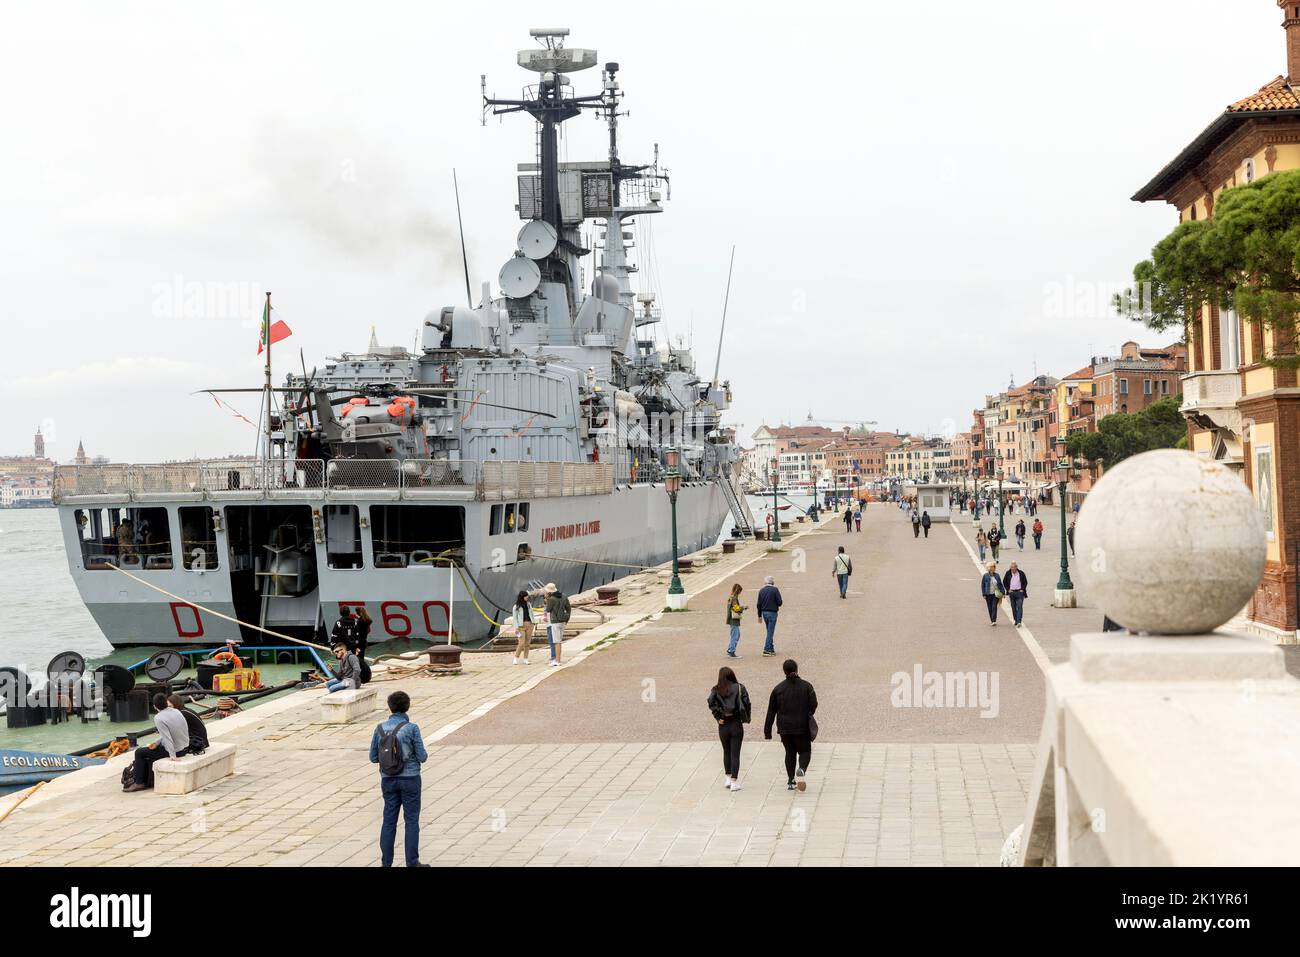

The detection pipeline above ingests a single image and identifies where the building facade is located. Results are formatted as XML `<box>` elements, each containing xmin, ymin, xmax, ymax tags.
<box><xmin>1131</xmin><ymin>1</ymin><xmax>1300</xmax><ymax>637</ymax></box>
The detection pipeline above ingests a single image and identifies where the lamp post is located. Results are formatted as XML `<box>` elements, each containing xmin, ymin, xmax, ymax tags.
<box><xmin>996</xmin><ymin>460</ymin><xmax>1006</xmax><ymax>538</ymax></box>
<box><xmin>1053</xmin><ymin>444</ymin><xmax>1077</xmax><ymax>608</ymax></box>
<box><xmin>770</xmin><ymin>457</ymin><xmax>782</xmax><ymax>545</ymax></box>
<box><xmin>832</xmin><ymin>471</ymin><xmax>839</xmax><ymax>512</ymax></box>
<box><xmin>665</xmin><ymin>447</ymin><xmax>687</xmax><ymax>609</ymax></box>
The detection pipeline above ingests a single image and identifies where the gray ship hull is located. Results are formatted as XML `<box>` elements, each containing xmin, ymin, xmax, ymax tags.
<box><xmin>57</xmin><ymin>482</ymin><xmax>732</xmax><ymax>648</ymax></box>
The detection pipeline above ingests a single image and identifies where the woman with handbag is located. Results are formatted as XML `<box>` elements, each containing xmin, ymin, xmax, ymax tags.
<box><xmin>980</xmin><ymin>561</ymin><xmax>1004</xmax><ymax>626</ymax></box>
<box><xmin>725</xmin><ymin>584</ymin><xmax>746</xmax><ymax>658</ymax></box>
<box><xmin>707</xmin><ymin>666</ymin><xmax>752</xmax><ymax>791</ymax></box>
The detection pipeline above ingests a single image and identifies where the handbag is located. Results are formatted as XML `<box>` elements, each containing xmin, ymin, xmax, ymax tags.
<box><xmin>808</xmin><ymin>715</ymin><xmax>819</xmax><ymax>741</ymax></box>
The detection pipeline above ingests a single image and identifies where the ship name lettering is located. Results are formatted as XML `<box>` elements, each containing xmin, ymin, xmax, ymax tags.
<box><xmin>541</xmin><ymin>520</ymin><xmax>601</xmax><ymax>543</ymax></box>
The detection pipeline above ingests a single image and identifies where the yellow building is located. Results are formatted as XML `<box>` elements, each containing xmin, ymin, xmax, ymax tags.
<box><xmin>1132</xmin><ymin>1</ymin><xmax>1300</xmax><ymax>638</ymax></box>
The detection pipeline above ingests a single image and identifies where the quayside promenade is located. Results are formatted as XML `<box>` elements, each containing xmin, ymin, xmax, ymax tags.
<box><xmin>0</xmin><ymin>507</ymin><xmax>1044</xmax><ymax>867</ymax></box>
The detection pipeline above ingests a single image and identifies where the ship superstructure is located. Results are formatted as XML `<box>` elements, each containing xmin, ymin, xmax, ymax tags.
<box><xmin>52</xmin><ymin>29</ymin><xmax>754</xmax><ymax>647</ymax></box>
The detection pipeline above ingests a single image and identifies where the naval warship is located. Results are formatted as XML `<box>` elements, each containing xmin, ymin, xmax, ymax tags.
<box><xmin>52</xmin><ymin>28</ymin><xmax>755</xmax><ymax>648</ymax></box>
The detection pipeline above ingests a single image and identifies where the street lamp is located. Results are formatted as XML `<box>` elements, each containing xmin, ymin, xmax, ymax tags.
<box><xmin>664</xmin><ymin>447</ymin><xmax>686</xmax><ymax>609</ymax></box>
<box><xmin>1053</xmin><ymin>442</ymin><xmax>1076</xmax><ymax>608</ymax></box>
<box><xmin>832</xmin><ymin>471</ymin><xmax>839</xmax><ymax>512</ymax></box>
<box><xmin>996</xmin><ymin>459</ymin><xmax>1006</xmax><ymax>538</ymax></box>
<box><xmin>770</xmin><ymin>457</ymin><xmax>782</xmax><ymax>544</ymax></box>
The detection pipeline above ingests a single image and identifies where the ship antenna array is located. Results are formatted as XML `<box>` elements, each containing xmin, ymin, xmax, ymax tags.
<box><xmin>712</xmin><ymin>246</ymin><xmax>736</xmax><ymax>387</ymax></box>
<box><xmin>453</xmin><ymin>168</ymin><xmax>473</xmax><ymax>307</ymax></box>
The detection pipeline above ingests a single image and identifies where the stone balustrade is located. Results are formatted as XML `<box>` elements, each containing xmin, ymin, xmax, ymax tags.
<box><xmin>1015</xmin><ymin>450</ymin><xmax>1300</xmax><ymax>866</ymax></box>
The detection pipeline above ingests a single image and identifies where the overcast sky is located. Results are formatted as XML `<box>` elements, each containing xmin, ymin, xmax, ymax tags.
<box><xmin>0</xmin><ymin>1</ymin><xmax>1284</xmax><ymax>461</ymax></box>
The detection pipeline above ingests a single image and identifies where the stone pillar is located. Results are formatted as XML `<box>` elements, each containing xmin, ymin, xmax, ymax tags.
<box><xmin>1014</xmin><ymin>450</ymin><xmax>1300</xmax><ymax>866</ymax></box>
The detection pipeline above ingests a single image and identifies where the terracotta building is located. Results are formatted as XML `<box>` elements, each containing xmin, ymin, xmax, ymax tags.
<box><xmin>1131</xmin><ymin>0</ymin><xmax>1300</xmax><ymax>638</ymax></box>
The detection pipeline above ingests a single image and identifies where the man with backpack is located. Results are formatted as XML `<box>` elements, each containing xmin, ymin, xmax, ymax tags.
<box><xmin>369</xmin><ymin>690</ymin><xmax>429</xmax><ymax>868</ymax></box>
<box><xmin>544</xmin><ymin>583</ymin><xmax>571</xmax><ymax>667</ymax></box>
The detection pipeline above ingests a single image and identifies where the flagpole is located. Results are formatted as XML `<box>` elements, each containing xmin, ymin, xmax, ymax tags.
<box><xmin>263</xmin><ymin>291</ymin><xmax>273</xmax><ymax>472</ymax></box>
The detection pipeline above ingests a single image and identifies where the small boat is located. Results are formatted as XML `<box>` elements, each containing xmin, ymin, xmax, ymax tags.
<box><xmin>0</xmin><ymin>749</ymin><xmax>105</xmax><ymax>787</ymax></box>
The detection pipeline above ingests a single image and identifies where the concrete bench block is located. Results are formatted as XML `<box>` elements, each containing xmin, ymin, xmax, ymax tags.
<box><xmin>319</xmin><ymin>685</ymin><xmax>380</xmax><ymax>724</ymax></box>
<box><xmin>153</xmin><ymin>744</ymin><xmax>237</xmax><ymax>795</ymax></box>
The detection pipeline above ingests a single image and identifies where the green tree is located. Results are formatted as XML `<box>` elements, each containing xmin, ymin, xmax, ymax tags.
<box><xmin>1118</xmin><ymin>168</ymin><xmax>1300</xmax><ymax>366</ymax></box>
<box><xmin>1066</xmin><ymin>396</ymin><xmax>1187</xmax><ymax>469</ymax></box>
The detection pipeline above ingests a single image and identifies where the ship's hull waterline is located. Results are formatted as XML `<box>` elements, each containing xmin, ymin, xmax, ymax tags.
<box><xmin>57</xmin><ymin>483</ymin><xmax>732</xmax><ymax>648</ymax></box>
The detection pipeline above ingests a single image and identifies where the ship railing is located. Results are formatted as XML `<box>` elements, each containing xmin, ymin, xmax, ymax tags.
<box><xmin>479</xmin><ymin>460</ymin><xmax>613</xmax><ymax>501</ymax></box>
<box><xmin>326</xmin><ymin>459</ymin><xmax>401</xmax><ymax>490</ymax></box>
<box><xmin>401</xmin><ymin>459</ymin><xmax>479</xmax><ymax>491</ymax></box>
<box><xmin>54</xmin><ymin>459</ymin><xmax>615</xmax><ymax>502</ymax></box>
<box><xmin>200</xmin><ymin>460</ymin><xmax>276</xmax><ymax>494</ymax></box>
<box><xmin>54</xmin><ymin>463</ymin><xmax>135</xmax><ymax>498</ymax></box>
<box><xmin>133</xmin><ymin>463</ymin><xmax>204</xmax><ymax>494</ymax></box>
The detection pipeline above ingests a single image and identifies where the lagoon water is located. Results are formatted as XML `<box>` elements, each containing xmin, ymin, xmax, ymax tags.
<box><xmin>0</xmin><ymin>508</ymin><xmax>109</xmax><ymax>671</ymax></box>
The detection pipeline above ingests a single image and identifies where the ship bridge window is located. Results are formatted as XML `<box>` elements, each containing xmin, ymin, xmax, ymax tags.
<box><xmin>325</xmin><ymin>505</ymin><xmax>363</xmax><ymax>569</ymax></box>
<box><xmin>491</xmin><ymin>503</ymin><xmax>530</xmax><ymax>536</ymax></box>
<box><xmin>369</xmin><ymin>504</ymin><xmax>465</xmax><ymax>569</ymax></box>
<box><xmin>179</xmin><ymin>506</ymin><xmax>219</xmax><ymax>570</ymax></box>
<box><xmin>76</xmin><ymin>506</ymin><xmax>172</xmax><ymax>570</ymax></box>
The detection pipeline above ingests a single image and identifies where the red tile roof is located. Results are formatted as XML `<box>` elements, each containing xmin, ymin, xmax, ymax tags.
<box><xmin>1136</xmin><ymin>76</ymin><xmax>1300</xmax><ymax>201</ymax></box>
<box><xmin>1226</xmin><ymin>76</ymin><xmax>1300</xmax><ymax>114</ymax></box>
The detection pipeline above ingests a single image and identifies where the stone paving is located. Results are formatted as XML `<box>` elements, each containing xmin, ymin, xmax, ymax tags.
<box><xmin>450</xmin><ymin>503</ymin><xmax>1046</xmax><ymax>743</ymax></box>
<box><xmin>0</xmin><ymin>511</ymin><xmax>1040</xmax><ymax>867</ymax></box>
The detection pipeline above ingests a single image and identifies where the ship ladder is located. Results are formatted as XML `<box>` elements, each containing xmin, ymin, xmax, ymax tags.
<box><xmin>717</xmin><ymin>472</ymin><xmax>756</xmax><ymax>539</ymax></box>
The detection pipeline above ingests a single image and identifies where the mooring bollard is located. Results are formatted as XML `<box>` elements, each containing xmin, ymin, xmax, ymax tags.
<box><xmin>426</xmin><ymin>644</ymin><xmax>463</xmax><ymax>674</ymax></box>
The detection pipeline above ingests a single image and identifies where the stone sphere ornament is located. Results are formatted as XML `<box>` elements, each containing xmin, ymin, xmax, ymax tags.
<box><xmin>1075</xmin><ymin>449</ymin><xmax>1267</xmax><ymax>635</ymax></box>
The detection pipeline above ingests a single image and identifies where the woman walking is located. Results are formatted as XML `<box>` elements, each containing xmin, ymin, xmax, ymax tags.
<box><xmin>853</xmin><ymin>503</ymin><xmax>862</xmax><ymax>531</ymax></box>
<box><xmin>725</xmin><ymin>583</ymin><xmax>746</xmax><ymax>659</ymax></box>
<box><xmin>1031</xmin><ymin>517</ymin><xmax>1044</xmax><ymax>550</ymax></box>
<box><xmin>980</xmin><ymin>561</ymin><xmax>1004</xmax><ymax>627</ymax></box>
<box><xmin>987</xmin><ymin>524</ymin><xmax>1002</xmax><ymax>561</ymax></box>
<box><xmin>976</xmin><ymin>527</ymin><xmax>989</xmax><ymax>562</ymax></box>
<box><xmin>511</xmin><ymin>590</ymin><xmax>535</xmax><ymax>665</ymax></box>
<box><xmin>708</xmin><ymin>666</ymin><xmax>752</xmax><ymax>791</ymax></box>
<box><xmin>1014</xmin><ymin>518</ymin><xmax>1026</xmax><ymax>551</ymax></box>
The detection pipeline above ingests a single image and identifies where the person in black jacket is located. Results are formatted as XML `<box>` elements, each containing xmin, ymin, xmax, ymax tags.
<box><xmin>160</xmin><ymin>693</ymin><xmax>209</xmax><ymax>753</ymax></box>
<box><xmin>764</xmin><ymin>659</ymin><xmax>818</xmax><ymax>792</ymax></box>
<box><xmin>707</xmin><ymin>666</ymin><xmax>751</xmax><ymax>792</ymax></box>
<box><xmin>1002</xmin><ymin>562</ymin><xmax>1029</xmax><ymax>627</ymax></box>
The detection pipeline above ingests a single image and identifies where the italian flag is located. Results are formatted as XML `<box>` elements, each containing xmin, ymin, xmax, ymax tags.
<box><xmin>257</xmin><ymin>299</ymin><xmax>292</xmax><ymax>355</ymax></box>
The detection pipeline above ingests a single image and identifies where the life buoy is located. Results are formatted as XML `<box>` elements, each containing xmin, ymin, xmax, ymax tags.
<box><xmin>213</xmin><ymin>650</ymin><xmax>243</xmax><ymax>668</ymax></box>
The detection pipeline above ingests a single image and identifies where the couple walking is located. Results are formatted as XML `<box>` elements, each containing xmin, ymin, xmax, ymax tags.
<box><xmin>842</xmin><ymin>503</ymin><xmax>862</xmax><ymax>532</ymax></box>
<box><xmin>707</xmin><ymin>658</ymin><xmax>818</xmax><ymax>792</ymax></box>
<box><xmin>725</xmin><ymin>576</ymin><xmax>783</xmax><ymax>658</ymax></box>
<box><xmin>976</xmin><ymin>524</ymin><xmax>1002</xmax><ymax>562</ymax></box>
<box><xmin>979</xmin><ymin>560</ymin><xmax>1029</xmax><ymax>627</ymax></box>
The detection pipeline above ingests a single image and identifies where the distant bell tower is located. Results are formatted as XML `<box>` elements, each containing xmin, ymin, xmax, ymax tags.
<box><xmin>75</xmin><ymin>439</ymin><xmax>86</xmax><ymax>466</ymax></box>
<box><xmin>1282</xmin><ymin>1</ymin><xmax>1300</xmax><ymax>81</ymax></box>
<box><xmin>34</xmin><ymin>427</ymin><xmax>44</xmax><ymax>459</ymax></box>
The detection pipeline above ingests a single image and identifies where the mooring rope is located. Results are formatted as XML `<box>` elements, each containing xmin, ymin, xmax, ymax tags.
<box><xmin>104</xmin><ymin>564</ymin><xmax>344</xmax><ymax>656</ymax></box>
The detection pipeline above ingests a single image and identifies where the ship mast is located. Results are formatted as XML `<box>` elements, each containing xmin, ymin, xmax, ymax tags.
<box><xmin>482</xmin><ymin>29</ymin><xmax>604</xmax><ymax>291</ymax></box>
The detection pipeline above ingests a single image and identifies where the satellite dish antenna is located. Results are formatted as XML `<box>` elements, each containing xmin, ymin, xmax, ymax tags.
<box><xmin>47</xmin><ymin>651</ymin><xmax>86</xmax><ymax>681</ymax></box>
<box><xmin>517</xmin><ymin>219</ymin><xmax>558</xmax><ymax>260</ymax></box>
<box><xmin>499</xmin><ymin>255</ymin><xmax>541</xmax><ymax>299</ymax></box>
<box><xmin>145</xmin><ymin>650</ymin><xmax>185</xmax><ymax>684</ymax></box>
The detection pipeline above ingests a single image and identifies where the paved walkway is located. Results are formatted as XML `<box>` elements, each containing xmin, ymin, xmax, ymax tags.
<box><xmin>952</xmin><ymin>502</ymin><xmax>1099</xmax><ymax>665</ymax></box>
<box><xmin>0</xmin><ymin>511</ymin><xmax>1040</xmax><ymax>867</ymax></box>
<box><xmin>450</xmin><ymin>504</ymin><xmax>1046</xmax><ymax>743</ymax></box>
